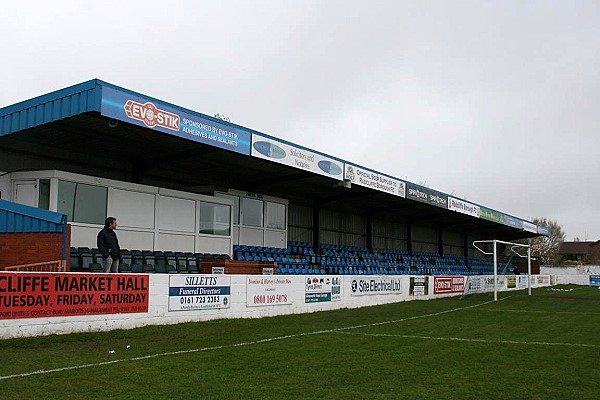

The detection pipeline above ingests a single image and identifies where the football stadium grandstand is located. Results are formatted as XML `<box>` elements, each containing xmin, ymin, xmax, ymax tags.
<box><xmin>0</xmin><ymin>79</ymin><xmax>558</xmax><ymax>339</ymax></box>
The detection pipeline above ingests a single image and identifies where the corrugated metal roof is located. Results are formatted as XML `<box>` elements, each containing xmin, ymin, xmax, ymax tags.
<box><xmin>0</xmin><ymin>199</ymin><xmax>66</xmax><ymax>233</ymax></box>
<box><xmin>0</xmin><ymin>79</ymin><xmax>102</xmax><ymax>136</ymax></box>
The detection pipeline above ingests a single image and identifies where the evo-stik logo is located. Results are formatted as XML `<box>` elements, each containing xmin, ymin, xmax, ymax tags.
<box><xmin>124</xmin><ymin>100</ymin><xmax>180</xmax><ymax>131</ymax></box>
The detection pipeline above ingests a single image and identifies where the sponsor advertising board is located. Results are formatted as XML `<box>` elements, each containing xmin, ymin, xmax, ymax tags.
<box><xmin>433</xmin><ymin>276</ymin><xmax>465</xmax><ymax>294</ymax></box>
<box><xmin>0</xmin><ymin>273</ymin><xmax>148</xmax><ymax>319</ymax></box>
<box><xmin>496</xmin><ymin>276</ymin><xmax>507</xmax><ymax>289</ymax></box>
<box><xmin>522</xmin><ymin>221</ymin><xmax>537</xmax><ymax>233</ymax></box>
<box><xmin>251</xmin><ymin>134</ymin><xmax>343</xmax><ymax>180</ymax></box>
<box><xmin>405</xmin><ymin>183</ymin><xmax>447</xmax><ymax>209</ymax></box>
<box><xmin>590</xmin><ymin>275</ymin><xmax>600</xmax><ymax>286</ymax></box>
<box><xmin>246</xmin><ymin>276</ymin><xmax>293</xmax><ymax>307</ymax></box>
<box><xmin>168</xmin><ymin>275</ymin><xmax>231</xmax><ymax>311</ymax></box>
<box><xmin>409</xmin><ymin>276</ymin><xmax>429</xmax><ymax>296</ymax></box>
<box><xmin>344</xmin><ymin>164</ymin><xmax>406</xmax><ymax>197</ymax></box>
<box><xmin>483</xmin><ymin>276</ymin><xmax>496</xmax><ymax>291</ymax></box>
<box><xmin>506</xmin><ymin>275</ymin><xmax>517</xmax><ymax>288</ymax></box>
<box><xmin>447</xmin><ymin>197</ymin><xmax>480</xmax><ymax>218</ymax></box>
<box><xmin>465</xmin><ymin>276</ymin><xmax>484</xmax><ymax>294</ymax></box>
<box><xmin>503</xmin><ymin>215</ymin><xmax>523</xmax><ymax>229</ymax></box>
<box><xmin>480</xmin><ymin>207</ymin><xmax>504</xmax><ymax>224</ymax></box>
<box><xmin>304</xmin><ymin>276</ymin><xmax>342</xmax><ymax>303</ymax></box>
<box><xmin>350</xmin><ymin>277</ymin><xmax>402</xmax><ymax>296</ymax></box>
<box><xmin>101</xmin><ymin>87</ymin><xmax>251</xmax><ymax>154</ymax></box>
<box><xmin>537</xmin><ymin>225</ymin><xmax>550</xmax><ymax>236</ymax></box>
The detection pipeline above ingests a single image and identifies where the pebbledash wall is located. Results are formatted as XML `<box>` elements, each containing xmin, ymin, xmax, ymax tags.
<box><xmin>0</xmin><ymin>273</ymin><xmax>553</xmax><ymax>339</ymax></box>
<box><xmin>540</xmin><ymin>265</ymin><xmax>600</xmax><ymax>285</ymax></box>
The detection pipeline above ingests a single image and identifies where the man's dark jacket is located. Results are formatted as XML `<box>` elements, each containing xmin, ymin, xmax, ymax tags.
<box><xmin>97</xmin><ymin>227</ymin><xmax>120</xmax><ymax>260</ymax></box>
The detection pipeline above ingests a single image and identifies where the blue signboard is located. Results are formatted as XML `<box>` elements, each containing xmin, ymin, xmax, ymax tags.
<box><xmin>503</xmin><ymin>215</ymin><xmax>523</xmax><ymax>229</ymax></box>
<box><xmin>590</xmin><ymin>275</ymin><xmax>600</xmax><ymax>286</ymax></box>
<box><xmin>100</xmin><ymin>87</ymin><xmax>251</xmax><ymax>155</ymax></box>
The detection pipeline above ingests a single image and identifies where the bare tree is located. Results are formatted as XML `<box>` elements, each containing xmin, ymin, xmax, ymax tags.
<box><xmin>527</xmin><ymin>218</ymin><xmax>566</xmax><ymax>265</ymax></box>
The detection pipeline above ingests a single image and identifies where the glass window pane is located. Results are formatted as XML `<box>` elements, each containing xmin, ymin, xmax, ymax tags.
<box><xmin>242</xmin><ymin>197</ymin><xmax>263</xmax><ymax>227</ymax></box>
<box><xmin>57</xmin><ymin>180</ymin><xmax>107</xmax><ymax>224</ymax></box>
<box><xmin>215</xmin><ymin>193</ymin><xmax>239</xmax><ymax>225</ymax></box>
<box><xmin>199</xmin><ymin>202</ymin><xmax>231</xmax><ymax>236</ymax></box>
<box><xmin>57</xmin><ymin>180</ymin><xmax>76</xmax><ymax>222</ymax></box>
<box><xmin>266</xmin><ymin>201</ymin><xmax>286</xmax><ymax>230</ymax></box>
<box><xmin>38</xmin><ymin>179</ymin><xmax>50</xmax><ymax>210</ymax></box>
<box><xmin>73</xmin><ymin>183</ymin><xmax>107</xmax><ymax>225</ymax></box>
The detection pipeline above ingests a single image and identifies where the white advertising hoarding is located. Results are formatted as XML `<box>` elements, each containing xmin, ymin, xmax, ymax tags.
<box><xmin>246</xmin><ymin>276</ymin><xmax>294</xmax><ymax>307</ymax></box>
<box><xmin>523</xmin><ymin>221</ymin><xmax>537</xmax><ymax>233</ymax></box>
<box><xmin>350</xmin><ymin>276</ymin><xmax>402</xmax><ymax>296</ymax></box>
<box><xmin>304</xmin><ymin>276</ymin><xmax>342</xmax><ymax>303</ymax></box>
<box><xmin>168</xmin><ymin>275</ymin><xmax>231</xmax><ymax>311</ymax></box>
<box><xmin>448</xmin><ymin>197</ymin><xmax>480</xmax><ymax>218</ymax></box>
<box><xmin>344</xmin><ymin>164</ymin><xmax>406</xmax><ymax>197</ymax></box>
<box><xmin>251</xmin><ymin>134</ymin><xmax>344</xmax><ymax>180</ymax></box>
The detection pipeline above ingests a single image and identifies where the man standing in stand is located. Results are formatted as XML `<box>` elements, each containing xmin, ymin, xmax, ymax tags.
<box><xmin>97</xmin><ymin>217</ymin><xmax>121</xmax><ymax>273</ymax></box>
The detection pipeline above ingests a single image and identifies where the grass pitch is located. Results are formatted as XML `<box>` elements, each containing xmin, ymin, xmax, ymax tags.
<box><xmin>1</xmin><ymin>285</ymin><xmax>598</xmax><ymax>399</ymax></box>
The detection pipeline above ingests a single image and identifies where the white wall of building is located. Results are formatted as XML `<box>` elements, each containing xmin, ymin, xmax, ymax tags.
<box><xmin>7</xmin><ymin>170</ymin><xmax>234</xmax><ymax>255</ymax></box>
<box><xmin>0</xmin><ymin>171</ymin><xmax>9</xmax><ymax>200</ymax></box>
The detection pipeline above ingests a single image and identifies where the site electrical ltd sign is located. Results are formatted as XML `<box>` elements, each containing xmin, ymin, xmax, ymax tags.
<box><xmin>351</xmin><ymin>277</ymin><xmax>402</xmax><ymax>296</ymax></box>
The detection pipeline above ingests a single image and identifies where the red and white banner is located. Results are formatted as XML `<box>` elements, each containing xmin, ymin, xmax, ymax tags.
<box><xmin>0</xmin><ymin>272</ymin><xmax>149</xmax><ymax>319</ymax></box>
<box><xmin>433</xmin><ymin>276</ymin><xmax>465</xmax><ymax>294</ymax></box>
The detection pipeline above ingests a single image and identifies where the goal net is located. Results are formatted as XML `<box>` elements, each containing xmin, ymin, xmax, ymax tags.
<box><xmin>466</xmin><ymin>239</ymin><xmax>532</xmax><ymax>301</ymax></box>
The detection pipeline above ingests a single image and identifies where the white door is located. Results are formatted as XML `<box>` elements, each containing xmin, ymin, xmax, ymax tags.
<box><xmin>13</xmin><ymin>180</ymin><xmax>37</xmax><ymax>207</ymax></box>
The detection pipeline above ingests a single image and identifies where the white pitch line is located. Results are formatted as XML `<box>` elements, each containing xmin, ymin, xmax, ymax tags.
<box><xmin>0</xmin><ymin>299</ymin><xmax>495</xmax><ymax>381</ymax></box>
<box><xmin>335</xmin><ymin>331</ymin><xmax>600</xmax><ymax>348</ymax></box>
<box><xmin>485</xmin><ymin>309</ymin><xmax>600</xmax><ymax>316</ymax></box>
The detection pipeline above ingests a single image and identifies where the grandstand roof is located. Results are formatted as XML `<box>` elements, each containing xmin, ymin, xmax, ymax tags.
<box><xmin>0</xmin><ymin>79</ymin><xmax>543</xmax><ymax>240</ymax></box>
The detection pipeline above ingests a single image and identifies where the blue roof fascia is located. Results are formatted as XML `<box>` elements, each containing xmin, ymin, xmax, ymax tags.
<box><xmin>0</xmin><ymin>79</ymin><xmax>103</xmax><ymax>136</ymax></box>
<box><xmin>98</xmin><ymin>81</ymin><xmax>305</xmax><ymax>155</ymax></box>
<box><xmin>0</xmin><ymin>199</ymin><xmax>66</xmax><ymax>225</ymax></box>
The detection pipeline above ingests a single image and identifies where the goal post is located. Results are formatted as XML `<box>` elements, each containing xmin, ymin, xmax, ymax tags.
<box><xmin>472</xmin><ymin>239</ymin><xmax>532</xmax><ymax>301</ymax></box>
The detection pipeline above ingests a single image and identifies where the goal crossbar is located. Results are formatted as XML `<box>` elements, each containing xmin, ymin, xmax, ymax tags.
<box><xmin>472</xmin><ymin>239</ymin><xmax>532</xmax><ymax>301</ymax></box>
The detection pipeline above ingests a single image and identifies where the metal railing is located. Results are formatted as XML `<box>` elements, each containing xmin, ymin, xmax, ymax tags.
<box><xmin>4</xmin><ymin>260</ymin><xmax>66</xmax><ymax>272</ymax></box>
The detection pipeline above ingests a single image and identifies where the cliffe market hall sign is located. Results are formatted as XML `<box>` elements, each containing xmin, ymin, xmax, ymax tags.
<box><xmin>0</xmin><ymin>273</ymin><xmax>149</xmax><ymax>320</ymax></box>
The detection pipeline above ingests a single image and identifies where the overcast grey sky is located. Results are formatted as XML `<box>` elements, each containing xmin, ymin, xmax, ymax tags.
<box><xmin>1</xmin><ymin>0</ymin><xmax>599</xmax><ymax>240</ymax></box>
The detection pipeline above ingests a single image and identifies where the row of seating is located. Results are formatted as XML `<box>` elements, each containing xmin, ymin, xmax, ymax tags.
<box><xmin>70</xmin><ymin>247</ymin><xmax>230</xmax><ymax>274</ymax></box>
<box><xmin>236</xmin><ymin>242</ymin><xmax>503</xmax><ymax>276</ymax></box>
<box><xmin>69</xmin><ymin>243</ymin><xmax>502</xmax><ymax>276</ymax></box>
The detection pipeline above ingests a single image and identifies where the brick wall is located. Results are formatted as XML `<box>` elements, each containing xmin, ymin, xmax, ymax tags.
<box><xmin>513</xmin><ymin>257</ymin><xmax>540</xmax><ymax>274</ymax></box>
<box><xmin>0</xmin><ymin>225</ymin><xmax>71</xmax><ymax>270</ymax></box>
<box><xmin>591</xmin><ymin>243</ymin><xmax>600</xmax><ymax>262</ymax></box>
